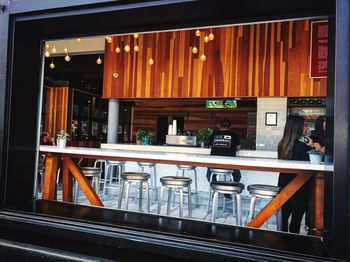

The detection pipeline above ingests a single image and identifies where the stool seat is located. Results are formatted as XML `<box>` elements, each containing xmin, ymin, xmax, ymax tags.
<box><xmin>176</xmin><ymin>165</ymin><xmax>195</xmax><ymax>170</ymax></box>
<box><xmin>138</xmin><ymin>162</ymin><xmax>156</xmax><ymax>167</ymax></box>
<box><xmin>160</xmin><ymin>176</ymin><xmax>192</xmax><ymax>187</ymax></box>
<box><xmin>107</xmin><ymin>160</ymin><xmax>126</xmax><ymax>165</ymax></box>
<box><xmin>121</xmin><ymin>172</ymin><xmax>151</xmax><ymax>181</ymax></box>
<box><xmin>209</xmin><ymin>168</ymin><xmax>232</xmax><ymax>174</ymax></box>
<box><xmin>80</xmin><ymin>167</ymin><xmax>102</xmax><ymax>176</ymax></box>
<box><xmin>247</xmin><ymin>184</ymin><xmax>280</xmax><ymax>197</ymax></box>
<box><xmin>247</xmin><ymin>184</ymin><xmax>282</xmax><ymax>230</ymax></box>
<box><xmin>118</xmin><ymin>172</ymin><xmax>151</xmax><ymax>213</ymax></box>
<box><xmin>211</xmin><ymin>181</ymin><xmax>244</xmax><ymax>193</ymax></box>
<box><xmin>210</xmin><ymin>181</ymin><xmax>245</xmax><ymax>225</ymax></box>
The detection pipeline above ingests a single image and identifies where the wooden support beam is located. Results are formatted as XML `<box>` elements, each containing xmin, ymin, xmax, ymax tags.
<box><xmin>42</xmin><ymin>153</ymin><xmax>59</xmax><ymax>200</ymax></box>
<box><xmin>247</xmin><ymin>172</ymin><xmax>313</xmax><ymax>228</ymax></box>
<box><xmin>62</xmin><ymin>162</ymin><xmax>73</xmax><ymax>202</ymax></box>
<box><xmin>63</xmin><ymin>156</ymin><xmax>104</xmax><ymax>207</ymax></box>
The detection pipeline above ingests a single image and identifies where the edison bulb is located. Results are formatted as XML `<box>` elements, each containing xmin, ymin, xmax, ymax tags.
<box><xmin>76</xmin><ymin>38</ymin><xmax>81</xmax><ymax>43</ymax></box>
<box><xmin>204</xmin><ymin>35</ymin><xmax>210</xmax><ymax>43</ymax></box>
<box><xmin>45</xmin><ymin>43</ymin><xmax>50</xmax><ymax>49</ymax></box>
<box><xmin>64</xmin><ymin>48</ymin><xmax>68</xmax><ymax>54</ymax></box>
<box><xmin>195</xmin><ymin>29</ymin><xmax>201</xmax><ymax>37</ymax></box>
<box><xmin>64</xmin><ymin>54</ymin><xmax>71</xmax><ymax>62</ymax></box>
<box><xmin>200</xmin><ymin>54</ymin><xmax>206</xmax><ymax>62</ymax></box>
<box><xmin>133</xmin><ymin>33</ymin><xmax>139</xmax><ymax>39</ymax></box>
<box><xmin>134</xmin><ymin>45</ymin><xmax>139</xmax><ymax>52</ymax></box>
<box><xmin>115</xmin><ymin>47</ymin><xmax>121</xmax><ymax>53</ymax></box>
<box><xmin>192</xmin><ymin>46</ymin><xmax>198</xmax><ymax>54</ymax></box>
<box><xmin>209</xmin><ymin>33</ymin><xmax>215</xmax><ymax>40</ymax></box>
<box><xmin>45</xmin><ymin>51</ymin><xmax>50</xmax><ymax>57</ymax></box>
<box><xmin>51</xmin><ymin>47</ymin><xmax>57</xmax><ymax>54</ymax></box>
<box><xmin>96</xmin><ymin>57</ymin><xmax>102</xmax><ymax>65</ymax></box>
<box><xmin>106</xmin><ymin>36</ymin><xmax>112</xmax><ymax>43</ymax></box>
<box><xmin>148</xmin><ymin>58</ymin><xmax>154</xmax><ymax>65</ymax></box>
<box><xmin>124</xmin><ymin>45</ymin><xmax>130</xmax><ymax>52</ymax></box>
<box><xmin>49</xmin><ymin>62</ymin><xmax>55</xmax><ymax>69</ymax></box>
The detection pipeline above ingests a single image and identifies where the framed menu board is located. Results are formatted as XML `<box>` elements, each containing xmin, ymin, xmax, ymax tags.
<box><xmin>309</xmin><ymin>20</ymin><xmax>328</xmax><ymax>78</ymax></box>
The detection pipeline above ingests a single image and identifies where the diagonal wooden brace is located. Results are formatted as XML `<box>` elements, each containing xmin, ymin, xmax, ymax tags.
<box><xmin>63</xmin><ymin>156</ymin><xmax>104</xmax><ymax>207</ymax></box>
<box><xmin>247</xmin><ymin>172</ymin><xmax>313</xmax><ymax>228</ymax></box>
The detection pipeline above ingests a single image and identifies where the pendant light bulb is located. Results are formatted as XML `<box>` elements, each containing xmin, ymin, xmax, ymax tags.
<box><xmin>200</xmin><ymin>54</ymin><xmax>207</xmax><ymax>62</ymax></box>
<box><xmin>51</xmin><ymin>47</ymin><xmax>57</xmax><ymax>54</ymax></box>
<box><xmin>209</xmin><ymin>32</ymin><xmax>215</xmax><ymax>41</ymax></box>
<box><xmin>133</xmin><ymin>33</ymin><xmax>139</xmax><ymax>39</ymax></box>
<box><xmin>45</xmin><ymin>51</ymin><xmax>50</xmax><ymax>57</ymax></box>
<box><xmin>134</xmin><ymin>45</ymin><xmax>139</xmax><ymax>52</ymax></box>
<box><xmin>195</xmin><ymin>29</ymin><xmax>201</xmax><ymax>37</ymax></box>
<box><xmin>148</xmin><ymin>58</ymin><xmax>154</xmax><ymax>65</ymax></box>
<box><xmin>64</xmin><ymin>54</ymin><xmax>71</xmax><ymax>62</ymax></box>
<box><xmin>49</xmin><ymin>60</ymin><xmax>55</xmax><ymax>69</ymax></box>
<box><xmin>192</xmin><ymin>46</ymin><xmax>198</xmax><ymax>54</ymax></box>
<box><xmin>124</xmin><ymin>44</ymin><xmax>130</xmax><ymax>52</ymax></box>
<box><xmin>106</xmin><ymin>36</ymin><xmax>112</xmax><ymax>43</ymax></box>
<box><xmin>45</xmin><ymin>43</ymin><xmax>50</xmax><ymax>49</ymax></box>
<box><xmin>115</xmin><ymin>47</ymin><xmax>121</xmax><ymax>53</ymax></box>
<box><xmin>204</xmin><ymin>35</ymin><xmax>210</xmax><ymax>43</ymax></box>
<box><xmin>96</xmin><ymin>55</ymin><xmax>102</xmax><ymax>65</ymax></box>
<box><xmin>64</xmin><ymin>48</ymin><xmax>68</xmax><ymax>54</ymax></box>
<box><xmin>76</xmin><ymin>38</ymin><xmax>81</xmax><ymax>43</ymax></box>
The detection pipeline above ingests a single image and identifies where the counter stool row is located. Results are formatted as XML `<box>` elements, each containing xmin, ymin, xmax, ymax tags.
<box><xmin>74</xmin><ymin>163</ymin><xmax>281</xmax><ymax>227</ymax></box>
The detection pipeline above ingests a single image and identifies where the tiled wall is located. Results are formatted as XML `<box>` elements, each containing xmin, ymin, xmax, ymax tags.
<box><xmin>256</xmin><ymin>98</ymin><xmax>287</xmax><ymax>151</ymax></box>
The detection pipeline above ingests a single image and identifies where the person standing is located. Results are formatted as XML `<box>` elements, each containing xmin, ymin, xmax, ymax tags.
<box><xmin>311</xmin><ymin>116</ymin><xmax>326</xmax><ymax>153</ymax></box>
<box><xmin>206</xmin><ymin>119</ymin><xmax>241</xmax><ymax>183</ymax></box>
<box><xmin>278</xmin><ymin>115</ymin><xmax>314</xmax><ymax>233</ymax></box>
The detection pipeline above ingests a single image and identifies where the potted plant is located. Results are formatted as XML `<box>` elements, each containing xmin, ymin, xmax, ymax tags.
<box><xmin>307</xmin><ymin>149</ymin><xmax>324</xmax><ymax>164</ymax></box>
<box><xmin>136</xmin><ymin>129</ymin><xmax>146</xmax><ymax>145</ymax></box>
<box><xmin>56</xmin><ymin>130</ymin><xmax>70</xmax><ymax>148</ymax></box>
<box><xmin>196</xmin><ymin>128</ymin><xmax>213</xmax><ymax>148</ymax></box>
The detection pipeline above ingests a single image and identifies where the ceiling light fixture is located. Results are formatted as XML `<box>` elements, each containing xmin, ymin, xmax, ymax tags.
<box><xmin>133</xmin><ymin>33</ymin><xmax>139</xmax><ymax>39</ymax></box>
<box><xmin>204</xmin><ymin>35</ymin><xmax>210</xmax><ymax>43</ymax></box>
<box><xmin>49</xmin><ymin>60</ymin><xmax>55</xmax><ymax>69</ymax></box>
<box><xmin>124</xmin><ymin>44</ymin><xmax>130</xmax><ymax>52</ymax></box>
<box><xmin>106</xmin><ymin>36</ymin><xmax>113</xmax><ymax>43</ymax></box>
<box><xmin>192</xmin><ymin>46</ymin><xmax>198</xmax><ymax>54</ymax></box>
<box><xmin>209</xmin><ymin>32</ymin><xmax>215</xmax><ymax>41</ymax></box>
<box><xmin>148</xmin><ymin>58</ymin><xmax>154</xmax><ymax>65</ymax></box>
<box><xmin>200</xmin><ymin>54</ymin><xmax>207</xmax><ymax>62</ymax></box>
<box><xmin>45</xmin><ymin>43</ymin><xmax>50</xmax><ymax>49</ymax></box>
<box><xmin>45</xmin><ymin>51</ymin><xmax>50</xmax><ymax>57</ymax></box>
<box><xmin>115</xmin><ymin>47</ymin><xmax>121</xmax><ymax>53</ymax></box>
<box><xmin>76</xmin><ymin>38</ymin><xmax>81</xmax><ymax>43</ymax></box>
<box><xmin>51</xmin><ymin>46</ymin><xmax>57</xmax><ymax>54</ymax></box>
<box><xmin>96</xmin><ymin>55</ymin><xmax>103</xmax><ymax>65</ymax></box>
<box><xmin>64</xmin><ymin>48</ymin><xmax>68</xmax><ymax>54</ymax></box>
<box><xmin>64</xmin><ymin>54</ymin><xmax>71</xmax><ymax>62</ymax></box>
<box><xmin>195</xmin><ymin>29</ymin><xmax>201</xmax><ymax>37</ymax></box>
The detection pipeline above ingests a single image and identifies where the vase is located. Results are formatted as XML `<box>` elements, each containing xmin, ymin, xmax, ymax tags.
<box><xmin>57</xmin><ymin>138</ymin><xmax>67</xmax><ymax>149</ymax></box>
<box><xmin>308</xmin><ymin>153</ymin><xmax>323</xmax><ymax>164</ymax></box>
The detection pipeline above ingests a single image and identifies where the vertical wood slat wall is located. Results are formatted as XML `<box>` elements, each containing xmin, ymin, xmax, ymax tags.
<box><xmin>45</xmin><ymin>87</ymin><xmax>69</xmax><ymax>138</ymax></box>
<box><xmin>103</xmin><ymin>19</ymin><xmax>327</xmax><ymax>99</ymax></box>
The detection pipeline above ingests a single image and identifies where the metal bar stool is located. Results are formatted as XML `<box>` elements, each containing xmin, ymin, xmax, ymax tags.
<box><xmin>211</xmin><ymin>181</ymin><xmax>245</xmax><ymax>225</ymax></box>
<box><xmin>118</xmin><ymin>172</ymin><xmax>151</xmax><ymax>213</ymax></box>
<box><xmin>103</xmin><ymin>160</ymin><xmax>126</xmax><ymax>197</ymax></box>
<box><xmin>138</xmin><ymin>162</ymin><xmax>158</xmax><ymax>201</ymax></box>
<box><xmin>246</xmin><ymin>184</ymin><xmax>282</xmax><ymax>230</ymax></box>
<box><xmin>176</xmin><ymin>165</ymin><xmax>199</xmax><ymax>206</ymax></box>
<box><xmin>74</xmin><ymin>167</ymin><xmax>102</xmax><ymax>203</ymax></box>
<box><xmin>207</xmin><ymin>169</ymin><xmax>234</xmax><ymax>213</ymax></box>
<box><xmin>157</xmin><ymin>176</ymin><xmax>192</xmax><ymax>218</ymax></box>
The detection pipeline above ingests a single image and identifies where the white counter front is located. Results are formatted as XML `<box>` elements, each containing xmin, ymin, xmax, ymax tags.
<box><xmin>100</xmin><ymin>143</ymin><xmax>278</xmax><ymax>158</ymax></box>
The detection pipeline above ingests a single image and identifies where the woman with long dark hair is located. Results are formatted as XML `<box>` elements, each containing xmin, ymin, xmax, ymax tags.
<box><xmin>278</xmin><ymin>115</ymin><xmax>314</xmax><ymax>233</ymax></box>
<box><xmin>312</xmin><ymin>116</ymin><xmax>326</xmax><ymax>153</ymax></box>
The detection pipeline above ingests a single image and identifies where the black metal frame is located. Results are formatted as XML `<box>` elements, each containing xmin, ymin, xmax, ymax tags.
<box><xmin>0</xmin><ymin>0</ymin><xmax>348</xmax><ymax>260</ymax></box>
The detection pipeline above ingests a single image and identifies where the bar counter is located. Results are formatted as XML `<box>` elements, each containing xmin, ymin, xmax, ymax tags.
<box><xmin>39</xmin><ymin>145</ymin><xmax>333</xmax><ymax>231</ymax></box>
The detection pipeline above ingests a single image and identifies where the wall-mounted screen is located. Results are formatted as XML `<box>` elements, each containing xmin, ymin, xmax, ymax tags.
<box><xmin>206</xmin><ymin>99</ymin><xmax>237</xmax><ymax>108</ymax></box>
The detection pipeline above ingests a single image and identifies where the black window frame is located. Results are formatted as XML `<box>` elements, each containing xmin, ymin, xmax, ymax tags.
<box><xmin>0</xmin><ymin>0</ymin><xmax>349</xmax><ymax>261</ymax></box>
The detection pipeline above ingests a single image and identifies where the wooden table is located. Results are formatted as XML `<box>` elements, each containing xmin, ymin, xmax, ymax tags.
<box><xmin>40</xmin><ymin>146</ymin><xmax>333</xmax><ymax>232</ymax></box>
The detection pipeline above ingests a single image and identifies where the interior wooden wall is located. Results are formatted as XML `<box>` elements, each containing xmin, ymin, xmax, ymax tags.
<box><xmin>132</xmin><ymin>100</ymin><xmax>256</xmax><ymax>147</ymax></box>
<box><xmin>44</xmin><ymin>87</ymin><xmax>69</xmax><ymax>138</ymax></box>
<box><xmin>103</xmin><ymin>19</ymin><xmax>327</xmax><ymax>99</ymax></box>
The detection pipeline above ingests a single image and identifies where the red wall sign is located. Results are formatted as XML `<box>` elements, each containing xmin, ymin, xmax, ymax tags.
<box><xmin>310</xmin><ymin>21</ymin><xmax>328</xmax><ymax>78</ymax></box>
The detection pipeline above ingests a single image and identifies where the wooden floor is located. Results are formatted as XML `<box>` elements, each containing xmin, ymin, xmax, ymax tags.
<box><xmin>42</xmin><ymin>182</ymin><xmax>308</xmax><ymax>235</ymax></box>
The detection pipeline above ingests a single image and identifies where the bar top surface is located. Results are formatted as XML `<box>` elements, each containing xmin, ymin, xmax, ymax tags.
<box><xmin>39</xmin><ymin>145</ymin><xmax>334</xmax><ymax>172</ymax></box>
